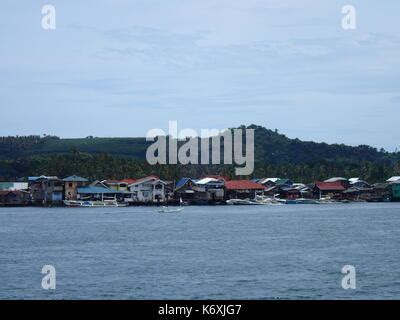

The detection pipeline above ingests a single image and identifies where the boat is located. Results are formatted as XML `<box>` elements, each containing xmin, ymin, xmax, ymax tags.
<box><xmin>275</xmin><ymin>198</ymin><xmax>298</xmax><ymax>204</ymax></box>
<box><xmin>296</xmin><ymin>198</ymin><xmax>318</xmax><ymax>204</ymax></box>
<box><xmin>254</xmin><ymin>195</ymin><xmax>283</xmax><ymax>205</ymax></box>
<box><xmin>157</xmin><ymin>206</ymin><xmax>184</xmax><ymax>213</ymax></box>
<box><xmin>63</xmin><ymin>200</ymin><xmax>129</xmax><ymax>207</ymax></box>
<box><xmin>226</xmin><ymin>199</ymin><xmax>264</xmax><ymax>205</ymax></box>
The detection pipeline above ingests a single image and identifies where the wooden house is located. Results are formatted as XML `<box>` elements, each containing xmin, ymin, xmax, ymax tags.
<box><xmin>29</xmin><ymin>176</ymin><xmax>63</xmax><ymax>205</ymax></box>
<box><xmin>0</xmin><ymin>190</ymin><xmax>30</xmax><ymax>206</ymax></box>
<box><xmin>312</xmin><ymin>181</ymin><xmax>346</xmax><ymax>199</ymax></box>
<box><xmin>224</xmin><ymin>180</ymin><xmax>265</xmax><ymax>200</ymax></box>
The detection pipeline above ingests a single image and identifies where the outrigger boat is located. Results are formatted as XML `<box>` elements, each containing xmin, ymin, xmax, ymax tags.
<box><xmin>226</xmin><ymin>199</ymin><xmax>264</xmax><ymax>205</ymax></box>
<box><xmin>63</xmin><ymin>200</ymin><xmax>129</xmax><ymax>207</ymax></box>
<box><xmin>156</xmin><ymin>198</ymin><xmax>185</xmax><ymax>213</ymax></box>
<box><xmin>157</xmin><ymin>206</ymin><xmax>185</xmax><ymax>213</ymax></box>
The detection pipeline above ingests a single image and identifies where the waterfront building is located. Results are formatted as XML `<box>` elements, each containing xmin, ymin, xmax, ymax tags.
<box><xmin>324</xmin><ymin>177</ymin><xmax>350</xmax><ymax>189</ymax></box>
<box><xmin>312</xmin><ymin>181</ymin><xmax>346</xmax><ymax>199</ymax></box>
<box><xmin>258</xmin><ymin>178</ymin><xmax>280</xmax><ymax>188</ymax></box>
<box><xmin>370</xmin><ymin>183</ymin><xmax>392</xmax><ymax>202</ymax></box>
<box><xmin>387</xmin><ymin>176</ymin><xmax>400</xmax><ymax>183</ymax></box>
<box><xmin>391</xmin><ymin>182</ymin><xmax>400</xmax><ymax>201</ymax></box>
<box><xmin>174</xmin><ymin>178</ymin><xmax>198</xmax><ymax>203</ymax></box>
<box><xmin>127</xmin><ymin>176</ymin><xmax>167</xmax><ymax>204</ymax></box>
<box><xmin>102</xmin><ymin>180</ymin><xmax>129</xmax><ymax>192</ymax></box>
<box><xmin>275</xmin><ymin>178</ymin><xmax>294</xmax><ymax>186</ymax></box>
<box><xmin>29</xmin><ymin>176</ymin><xmax>64</xmax><ymax>205</ymax></box>
<box><xmin>76</xmin><ymin>185</ymin><xmax>124</xmax><ymax>201</ymax></box>
<box><xmin>62</xmin><ymin>175</ymin><xmax>89</xmax><ymax>200</ymax></box>
<box><xmin>348</xmin><ymin>178</ymin><xmax>371</xmax><ymax>189</ymax></box>
<box><xmin>173</xmin><ymin>177</ymin><xmax>225</xmax><ymax>204</ymax></box>
<box><xmin>0</xmin><ymin>190</ymin><xmax>30</xmax><ymax>206</ymax></box>
<box><xmin>224</xmin><ymin>180</ymin><xmax>265</xmax><ymax>199</ymax></box>
<box><xmin>193</xmin><ymin>177</ymin><xmax>225</xmax><ymax>204</ymax></box>
<box><xmin>0</xmin><ymin>182</ymin><xmax>29</xmax><ymax>191</ymax></box>
<box><xmin>342</xmin><ymin>187</ymin><xmax>374</xmax><ymax>201</ymax></box>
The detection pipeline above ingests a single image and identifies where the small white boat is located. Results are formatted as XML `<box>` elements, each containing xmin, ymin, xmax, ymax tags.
<box><xmin>63</xmin><ymin>200</ymin><xmax>129</xmax><ymax>207</ymax></box>
<box><xmin>296</xmin><ymin>198</ymin><xmax>318</xmax><ymax>204</ymax></box>
<box><xmin>157</xmin><ymin>206</ymin><xmax>184</xmax><ymax>213</ymax></box>
<box><xmin>226</xmin><ymin>199</ymin><xmax>264</xmax><ymax>205</ymax></box>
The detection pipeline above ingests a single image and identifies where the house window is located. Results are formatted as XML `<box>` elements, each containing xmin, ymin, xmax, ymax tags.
<box><xmin>155</xmin><ymin>184</ymin><xmax>163</xmax><ymax>189</ymax></box>
<box><xmin>69</xmin><ymin>183</ymin><xmax>73</xmax><ymax>187</ymax></box>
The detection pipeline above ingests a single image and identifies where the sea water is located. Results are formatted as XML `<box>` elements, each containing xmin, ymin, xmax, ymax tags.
<box><xmin>0</xmin><ymin>203</ymin><xmax>400</xmax><ymax>299</ymax></box>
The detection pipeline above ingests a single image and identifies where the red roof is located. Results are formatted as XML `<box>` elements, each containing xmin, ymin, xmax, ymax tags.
<box><xmin>315</xmin><ymin>181</ymin><xmax>346</xmax><ymax>191</ymax></box>
<box><xmin>120</xmin><ymin>178</ymin><xmax>136</xmax><ymax>184</ymax></box>
<box><xmin>133</xmin><ymin>175</ymin><xmax>160</xmax><ymax>184</ymax></box>
<box><xmin>225</xmin><ymin>180</ymin><xmax>265</xmax><ymax>190</ymax></box>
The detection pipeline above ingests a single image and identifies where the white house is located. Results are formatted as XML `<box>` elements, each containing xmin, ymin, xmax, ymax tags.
<box><xmin>387</xmin><ymin>176</ymin><xmax>400</xmax><ymax>183</ymax></box>
<box><xmin>128</xmin><ymin>176</ymin><xmax>167</xmax><ymax>203</ymax></box>
<box><xmin>193</xmin><ymin>177</ymin><xmax>225</xmax><ymax>201</ymax></box>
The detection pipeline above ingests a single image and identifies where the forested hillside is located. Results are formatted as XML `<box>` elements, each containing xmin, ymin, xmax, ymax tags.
<box><xmin>0</xmin><ymin>125</ymin><xmax>399</xmax><ymax>182</ymax></box>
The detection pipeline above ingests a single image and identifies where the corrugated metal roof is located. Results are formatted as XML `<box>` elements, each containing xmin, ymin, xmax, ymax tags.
<box><xmin>77</xmin><ymin>186</ymin><xmax>117</xmax><ymax>194</ymax></box>
<box><xmin>225</xmin><ymin>180</ymin><xmax>265</xmax><ymax>190</ymax></box>
<box><xmin>324</xmin><ymin>177</ymin><xmax>348</xmax><ymax>183</ymax></box>
<box><xmin>62</xmin><ymin>175</ymin><xmax>88</xmax><ymax>182</ymax></box>
<box><xmin>315</xmin><ymin>181</ymin><xmax>346</xmax><ymax>191</ymax></box>
<box><xmin>196</xmin><ymin>178</ymin><xmax>222</xmax><ymax>185</ymax></box>
<box><xmin>175</xmin><ymin>178</ymin><xmax>197</xmax><ymax>189</ymax></box>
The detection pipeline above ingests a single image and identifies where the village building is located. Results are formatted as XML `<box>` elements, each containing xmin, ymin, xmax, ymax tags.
<box><xmin>128</xmin><ymin>176</ymin><xmax>167</xmax><ymax>204</ymax></box>
<box><xmin>312</xmin><ymin>181</ymin><xmax>346</xmax><ymax>199</ymax></box>
<box><xmin>192</xmin><ymin>177</ymin><xmax>225</xmax><ymax>204</ymax></box>
<box><xmin>62</xmin><ymin>175</ymin><xmax>89</xmax><ymax>200</ymax></box>
<box><xmin>77</xmin><ymin>185</ymin><xmax>125</xmax><ymax>201</ymax></box>
<box><xmin>391</xmin><ymin>182</ymin><xmax>400</xmax><ymax>201</ymax></box>
<box><xmin>174</xmin><ymin>178</ymin><xmax>198</xmax><ymax>203</ymax></box>
<box><xmin>0</xmin><ymin>182</ymin><xmax>29</xmax><ymax>191</ymax></box>
<box><xmin>324</xmin><ymin>177</ymin><xmax>350</xmax><ymax>189</ymax></box>
<box><xmin>224</xmin><ymin>180</ymin><xmax>265</xmax><ymax>200</ymax></box>
<box><xmin>29</xmin><ymin>176</ymin><xmax>64</xmax><ymax>205</ymax></box>
<box><xmin>277</xmin><ymin>185</ymin><xmax>301</xmax><ymax>199</ymax></box>
<box><xmin>348</xmin><ymin>178</ymin><xmax>371</xmax><ymax>189</ymax></box>
<box><xmin>174</xmin><ymin>177</ymin><xmax>225</xmax><ymax>204</ymax></box>
<box><xmin>342</xmin><ymin>187</ymin><xmax>374</xmax><ymax>201</ymax></box>
<box><xmin>387</xmin><ymin>176</ymin><xmax>400</xmax><ymax>183</ymax></box>
<box><xmin>102</xmin><ymin>180</ymin><xmax>129</xmax><ymax>192</ymax></box>
<box><xmin>258</xmin><ymin>178</ymin><xmax>280</xmax><ymax>188</ymax></box>
<box><xmin>370</xmin><ymin>183</ymin><xmax>392</xmax><ymax>202</ymax></box>
<box><xmin>0</xmin><ymin>190</ymin><xmax>30</xmax><ymax>206</ymax></box>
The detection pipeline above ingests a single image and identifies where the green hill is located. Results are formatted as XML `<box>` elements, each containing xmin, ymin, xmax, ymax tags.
<box><xmin>0</xmin><ymin>125</ymin><xmax>399</xmax><ymax>182</ymax></box>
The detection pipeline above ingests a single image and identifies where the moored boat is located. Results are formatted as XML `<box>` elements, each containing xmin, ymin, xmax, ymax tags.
<box><xmin>63</xmin><ymin>200</ymin><xmax>129</xmax><ymax>207</ymax></box>
<box><xmin>226</xmin><ymin>199</ymin><xmax>264</xmax><ymax>205</ymax></box>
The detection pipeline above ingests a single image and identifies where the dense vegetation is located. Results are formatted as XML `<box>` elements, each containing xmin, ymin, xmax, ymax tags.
<box><xmin>0</xmin><ymin>125</ymin><xmax>399</xmax><ymax>183</ymax></box>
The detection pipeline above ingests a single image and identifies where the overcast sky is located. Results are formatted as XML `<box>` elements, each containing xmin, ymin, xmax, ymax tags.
<box><xmin>1</xmin><ymin>0</ymin><xmax>399</xmax><ymax>150</ymax></box>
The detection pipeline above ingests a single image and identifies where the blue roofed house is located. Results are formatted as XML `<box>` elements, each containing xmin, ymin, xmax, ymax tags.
<box><xmin>77</xmin><ymin>185</ymin><xmax>124</xmax><ymax>201</ymax></box>
<box><xmin>62</xmin><ymin>175</ymin><xmax>89</xmax><ymax>200</ymax></box>
<box><xmin>174</xmin><ymin>178</ymin><xmax>198</xmax><ymax>202</ymax></box>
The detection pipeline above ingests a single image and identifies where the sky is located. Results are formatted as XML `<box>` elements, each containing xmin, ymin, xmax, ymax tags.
<box><xmin>0</xmin><ymin>0</ymin><xmax>399</xmax><ymax>151</ymax></box>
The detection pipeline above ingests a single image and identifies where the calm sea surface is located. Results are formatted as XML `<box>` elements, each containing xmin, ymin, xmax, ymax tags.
<box><xmin>1</xmin><ymin>203</ymin><xmax>400</xmax><ymax>300</ymax></box>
